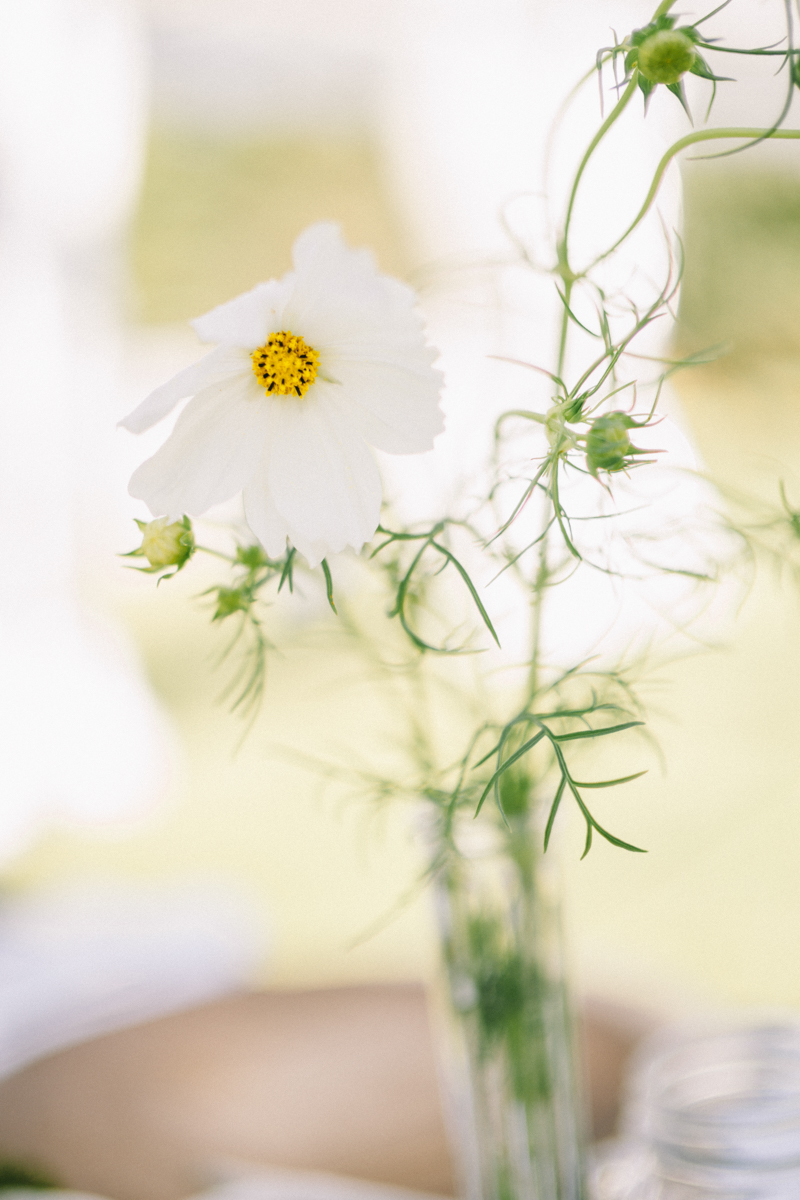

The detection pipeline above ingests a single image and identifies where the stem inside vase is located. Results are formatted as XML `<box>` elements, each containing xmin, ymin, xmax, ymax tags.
<box><xmin>431</xmin><ymin>778</ymin><xmax>588</xmax><ymax>1200</ymax></box>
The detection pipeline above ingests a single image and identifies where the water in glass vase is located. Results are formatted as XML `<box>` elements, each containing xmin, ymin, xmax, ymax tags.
<box><xmin>430</xmin><ymin>769</ymin><xmax>588</xmax><ymax>1200</ymax></box>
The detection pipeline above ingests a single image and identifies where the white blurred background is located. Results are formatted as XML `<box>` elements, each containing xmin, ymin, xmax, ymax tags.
<box><xmin>1</xmin><ymin>0</ymin><xmax>800</xmax><ymax>1083</ymax></box>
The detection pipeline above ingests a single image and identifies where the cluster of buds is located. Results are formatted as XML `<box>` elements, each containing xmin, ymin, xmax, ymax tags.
<box><xmin>124</xmin><ymin>516</ymin><xmax>195</xmax><ymax>579</ymax></box>
<box><xmin>205</xmin><ymin>543</ymin><xmax>296</xmax><ymax>624</ymax></box>
<box><xmin>622</xmin><ymin>14</ymin><xmax>729</xmax><ymax>113</ymax></box>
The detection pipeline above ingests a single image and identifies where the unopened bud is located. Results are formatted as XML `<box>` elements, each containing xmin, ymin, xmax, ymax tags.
<box><xmin>637</xmin><ymin>29</ymin><xmax>695</xmax><ymax>85</ymax></box>
<box><xmin>138</xmin><ymin>516</ymin><xmax>194</xmax><ymax>569</ymax></box>
<box><xmin>236</xmin><ymin>544</ymin><xmax>271</xmax><ymax>570</ymax></box>
<box><xmin>586</xmin><ymin>412</ymin><xmax>637</xmax><ymax>475</ymax></box>
<box><xmin>212</xmin><ymin>586</ymin><xmax>251</xmax><ymax>621</ymax></box>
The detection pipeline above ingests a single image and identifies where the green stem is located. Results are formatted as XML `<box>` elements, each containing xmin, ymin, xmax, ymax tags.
<box><xmin>553</xmin><ymin>0</ymin><xmax>678</xmax><ymax>388</ymax></box>
<box><xmin>696</xmin><ymin>43</ymin><xmax>789</xmax><ymax>55</ymax></box>
<box><xmin>526</xmin><ymin>538</ymin><xmax>549</xmax><ymax>706</ymax></box>
<box><xmin>557</xmin><ymin>74</ymin><xmax>639</xmax><ymax>373</ymax></box>
<box><xmin>560</xmin><ymin>74</ymin><xmax>639</xmax><ymax>262</ymax></box>
<box><xmin>555</xmin><ymin>279</ymin><xmax>573</xmax><ymax>381</ymax></box>
<box><xmin>589</xmin><ymin>126</ymin><xmax>800</xmax><ymax>270</ymax></box>
<box><xmin>196</xmin><ymin>545</ymin><xmax>237</xmax><ymax>563</ymax></box>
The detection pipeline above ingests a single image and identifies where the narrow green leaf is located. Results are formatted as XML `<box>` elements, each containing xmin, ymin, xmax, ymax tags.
<box><xmin>666</xmin><ymin>80</ymin><xmax>692</xmax><ymax>121</ymax></box>
<box><xmin>321</xmin><ymin>559</ymin><xmax>337</xmax><ymax>614</ymax></box>
<box><xmin>571</xmin><ymin>771</ymin><xmax>648</xmax><ymax>788</ymax></box>
<box><xmin>550</xmin><ymin>462</ymin><xmax>582</xmax><ymax>560</ymax></box>
<box><xmin>473</xmin><ymin>738</ymin><xmax>504</xmax><ymax>769</ymax></box>
<box><xmin>277</xmin><ymin>546</ymin><xmax>296</xmax><ymax>593</ymax></box>
<box><xmin>553</xmin><ymin>720</ymin><xmax>644</xmax><ymax>742</ymax></box>
<box><xmin>689</xmin><ymin>53</ymin><xmax>733</xmax><ymax>82</ymax></box>
<box><xmin>547</xmin><ymin>736</ymin><xmax>646</xmax><ymax>858</ymax></box>
<box><xmin>474</xmin><ymin>730</ymin><xmax>547</xmax><ymax>816</ymax></box>
<box><xmin>537</xmin><ymin>703</ymin><xmax>622</xmax><ymax>721</ymax></box>
<box><xmin>393</xmin><ymin>537</ymin><xmax>439</xmax><ymax>652</ymax></box>
<box><xmin>490</xmin><ymin>459</ymin><xmax>550</xmax><ymax>540</ymax></box>
<box><xmin>543</xmin><ymin>777</ymin><xmax>567</xmax><ymax>851</ymax></box>
<box><xmin>472</xmin><ymin>713</ymin><xmax>534</xmax><ymax>769</ymax></box>
<box><xmin>590</xmin><ymin>822</ymin><xmax>647</xmax><ymax>854</ymax></box>
<box><xmin>431</xmin><ymin>541</ymin><xmax>501</xmax><ymax>647</ymax></box>
<box><xmin>555</xmin><ymin>286</ymin><xmax>602</xmax><ymax>339</ymax></box>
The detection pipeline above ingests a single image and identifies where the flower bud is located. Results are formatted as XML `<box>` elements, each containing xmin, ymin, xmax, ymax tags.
<box><xmin>637</xmin><ymin>30</ymin><xmax>695</xmax><ymax>85</ymax></box>
<box><xmin>212</xmin><ymin>587</ymin><xmax>251</xmax><ymax>621</ymax></box>
<box><xmin>236</xmin><ymin>543</ymin><xmax>271</xmax><ymax>570</ymax></box>
<box><xmin>138</xmin><ymin>516</ymin><xmax>194</xmax><ymax>569</ymax></box>
<box><xmin>585</xmin><ymin>412</ymin><xmax>637</xmax><ymax>476</ymax></box>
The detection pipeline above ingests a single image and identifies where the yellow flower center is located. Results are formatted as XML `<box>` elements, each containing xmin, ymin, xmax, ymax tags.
<box><xmin>251</xmin><ymin>331</ymin><xmax>320</xmax><ymax>398</ymax></box>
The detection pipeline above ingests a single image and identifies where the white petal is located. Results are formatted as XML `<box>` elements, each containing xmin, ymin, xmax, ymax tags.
<box><xmin>322</xmin><ymin>357</ymin><xmax>445</xmax><ymax>454</ymax></box>
<box><xmin>120</xmin><ymin>345</ymin><xmax>251</xmax><ymax>434</ymax></box>
<box><xmin>128</xmin><ymin>375</ymin><xmax>268</xmax><ymax>518</ymax></box>
<box><xmin>282</xmin><ymin>223</ymin><xmax>428</xmax><ymax>351</ymax></box>
<box><xmin>191</xmin><ymin>279</ymin><xmax>289</xmax><ymax>347</ymax></box>
<box><xmin>242</xmin><ymin>465</ymin><xmax>290</xmax><ymax>560</ymax></box>
<box><xmin>263</xmin><ymin>396</ymin><xmax>382</xmax><ymax>567</ymax></box>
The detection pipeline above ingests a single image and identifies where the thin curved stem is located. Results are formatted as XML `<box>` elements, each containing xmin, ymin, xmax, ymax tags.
<box><xmin>588</xmin><ymin>125</ymin><xmax>800</xmax><ymax>271</ymax></box>
<box><xmin>553</xmin><ymin>1</ymin><xmax>681</xmax><ymax>377</ymax></box>
<box><xmin>560</xmin><ymin>75</ymin><xmax>640</xmax><ymax>266</ymax></box>
<box><xmin>556</xmin><ymin>74</ymin><xmax>639</xmax><ymax>375</ymax></box>
<box><xmin>196</xmin><ymin>545</ymin><xmax>237</xmax><ymax>563</ymax></box>
<box><xmin>697</xmin><ymin>43</ymin><xmax>789</xmax><ymax>56</ymax></box>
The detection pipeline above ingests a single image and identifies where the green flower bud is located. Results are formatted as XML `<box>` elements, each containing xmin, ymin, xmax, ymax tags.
<box><xmin>637</xmin><ymin>29</ymin><xmax>695</xmax><ymax>85</ymax></box>
<box><xmin>138</xmin><ymin>516</ymin><xmax>194</xmax><ymax>569</ymax></box>
<box><xmin>212</xmin><ymin>587</ymin><xmax>251</xmax><ymax>620</ymax></box>
<box><xmin>235</xmin><ymin>543</ymin><xmax>271</xmax><ymax>570</ymax></box>
<box><xmin>585</xmin><ymin>412</ymin><xmax>637</xmax><ymax>476</ymax></box>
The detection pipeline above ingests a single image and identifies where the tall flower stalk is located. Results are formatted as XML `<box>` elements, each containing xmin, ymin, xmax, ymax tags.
<box><xmin>122</xmin><ymin>3</ymin><xmax>800</xmax><ymax>1195</ymax></box>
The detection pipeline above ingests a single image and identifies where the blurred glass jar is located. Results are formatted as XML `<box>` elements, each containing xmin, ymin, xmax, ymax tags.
<box><xmin>592</xmin><ymin>1022</ymin><xmax>800</xmax><ymax>1199</ymax></box>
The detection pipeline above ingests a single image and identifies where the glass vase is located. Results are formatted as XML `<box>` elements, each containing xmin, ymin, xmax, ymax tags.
<box><xmin>429</xmin><ymin>791</ymin><xmax>588</xmax><ymax>1200</ymax></box>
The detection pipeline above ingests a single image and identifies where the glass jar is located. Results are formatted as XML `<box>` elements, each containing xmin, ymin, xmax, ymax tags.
<box><xmin>592</xmin><ymin>1022</ymin><xmax>800</xmax><ymax>1199</ymax></box>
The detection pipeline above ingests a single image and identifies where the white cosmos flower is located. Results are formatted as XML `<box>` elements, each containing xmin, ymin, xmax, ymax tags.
<box><xmin>121</xmin><ymin>223</ymin><xmax>444</xmax><ymax>567</ymax></box>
